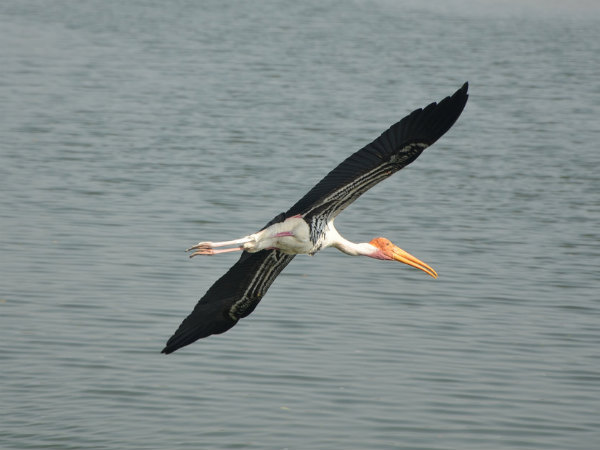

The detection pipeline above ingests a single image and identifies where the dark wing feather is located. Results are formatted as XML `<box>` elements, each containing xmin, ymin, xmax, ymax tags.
<box><xmin>162</xmin><ymin>249</ymin><xmax>295</xmax><ymax>353</ymax></box>
<box><xmin>162</xmin><ymin>214</ymin><xmax>294</xmax><ymax>354</ymax></box>
<box><xmin>286</xmin><ymin>82</ymin><xmax>469</xmax><ymax>220</ymax></box>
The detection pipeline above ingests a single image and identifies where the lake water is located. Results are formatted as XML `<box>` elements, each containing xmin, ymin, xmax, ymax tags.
<box><xmin>1</xmin><ymin>1</ymin><xmax>599</xmax><ymax>449</ymax></box>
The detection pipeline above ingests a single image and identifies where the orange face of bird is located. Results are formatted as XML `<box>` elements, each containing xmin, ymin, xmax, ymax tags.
<box><xmin>369</xmin><ymin>237</ymin><xmax>438</xmax><ymax>279</ymax></box>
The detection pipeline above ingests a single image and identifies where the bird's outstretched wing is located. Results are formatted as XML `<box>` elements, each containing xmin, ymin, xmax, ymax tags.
<box><xmin>163</xmin><ymin>84</ymin><xmax>469</xmax><ymax>353</ymax></box>
<box><xmin>162</xmin><ymin>215</ymin><xmax>294</xmax><ymax>354</ymax></box>
<box><xmin>286</xmin><ymin>82</ymin><xmax>469</xmax><ymax>221</ymax></box>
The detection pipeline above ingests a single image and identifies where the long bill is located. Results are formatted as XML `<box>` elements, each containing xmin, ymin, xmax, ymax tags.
<box><xmin>391</xmin><ymin>246</ymin><xmax>438</xmax><ymax>279</ymax></box>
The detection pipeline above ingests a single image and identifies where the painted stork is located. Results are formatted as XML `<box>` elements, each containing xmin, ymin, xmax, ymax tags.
<box><xmin>162</xmin><ymin>83</ymin><xmax>468</xmax><ymax>354</ymax></box>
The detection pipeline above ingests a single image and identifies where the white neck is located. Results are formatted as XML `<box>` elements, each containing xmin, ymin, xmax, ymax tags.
<box><xmin>322</xmin><ymin>223</ymin><xmax>376</xmax><ymax>257</ymax></box>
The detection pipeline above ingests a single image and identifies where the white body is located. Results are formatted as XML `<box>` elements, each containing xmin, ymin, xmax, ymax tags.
<box><xmin>244</xmin><ymin>217</ymin><xmax>313</xmax><ymax>254</ymax></box>
<box><xmin>244</xmin><ymin>216</ymin><xmax>376</xmax><ymax>257</ymax></box>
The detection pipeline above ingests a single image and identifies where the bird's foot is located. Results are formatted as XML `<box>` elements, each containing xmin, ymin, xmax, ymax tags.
<box><xmin>185</xmin><ymin>242</ymin><xmax>215</xmax><ymax>257</ymax></box>
<box><xmin>186</xmin><ymin>241</ymin><xmax>212</xmax><ymax>252</ymax></box>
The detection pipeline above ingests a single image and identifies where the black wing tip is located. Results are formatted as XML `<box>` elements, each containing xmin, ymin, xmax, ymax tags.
<box><xmin>422</xmin><ymin>82</ymin><xmax>468</xmax><ymax>110</ymax></box>
<box><xmin>161</xmin><ymin>333</ymin><xmax>194</xmax><ymax>354</ymax></box>
<box><xmin>453</xmin><ymin>81</ymin><xmax>469</xmax><ymax>108</ymax></box>
<box><xmin>160</xmin><ymin>303</ymin><xmax>238</xmax><ymax>354</ymax></box>
<box><xmin>440</xmin><ymin>81</ymin><xmax>469</xmax><ymax>111</ymax></box>
<box><xmin>160</xmin><ymin>328</ymin><xmax>213</xmax><ymax>355</ymax></box>
<box><xmin>161</xmin><ymin>341</ymin><xmax>186</xmax><ymax>354</ymax></box>
<box><xmin>414</xmin><ymin>81</ymin><xmax>469</xmax><ymax>145</ymax></box>
<box><xmin>451</xmin><ymin>81</ymin><xmax>469</xmax><ymax>110</ymax></box>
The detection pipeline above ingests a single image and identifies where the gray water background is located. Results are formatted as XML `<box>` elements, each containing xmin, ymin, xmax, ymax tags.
<box><xmin>1</xmin><ymin>0</ymin><xmax>599</xmax><ymax>449</ymax></box>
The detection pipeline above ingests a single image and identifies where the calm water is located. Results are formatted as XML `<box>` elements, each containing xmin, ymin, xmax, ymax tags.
<box><xmin>1</xmin><ymin>1</ymin><xmax>599</xmax><ymax>449</ymax></box>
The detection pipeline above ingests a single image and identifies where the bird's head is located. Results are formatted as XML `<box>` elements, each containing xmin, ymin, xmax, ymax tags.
<box><xmin>368</xmin><ymin>237</ymin><xmax>438</xmax><ymax>279</ymax></box>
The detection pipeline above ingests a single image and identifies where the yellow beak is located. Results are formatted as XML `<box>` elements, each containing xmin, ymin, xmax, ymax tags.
<box><xmin>391</xmin><ymin>246</ymin><xmax>438</xmax><ymax>279</ymax></box>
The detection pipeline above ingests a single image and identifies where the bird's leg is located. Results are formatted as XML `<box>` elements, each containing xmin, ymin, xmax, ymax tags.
<box><xmin>187</xmin><ymin>246</ymin><xmax>245</xmax><ymax>257</ymax></box>
<box><xmin>186</xmin><ymin>236</ymin><xmax>254</xmax><ymax>258</ymax></box>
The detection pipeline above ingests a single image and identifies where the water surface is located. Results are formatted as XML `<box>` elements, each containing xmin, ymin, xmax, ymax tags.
<box><xmin>1</xmin><ymin>1</ymin><xmax>599</xmax><ymax>449</ymax></box>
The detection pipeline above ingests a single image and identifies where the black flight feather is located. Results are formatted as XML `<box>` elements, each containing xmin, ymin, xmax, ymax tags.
<box><xmin>161</xmin><ymin>214</ymin><xmax>294</xmax><ymax>354</ymax></box>
<box><xmin>286</xmin><ymin>82</ymin><xmax>468</xmax><ymax>220</ymax></box>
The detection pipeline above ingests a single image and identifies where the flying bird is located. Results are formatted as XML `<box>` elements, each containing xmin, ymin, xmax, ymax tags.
<box><xmin>162</xmin><ymin>83</ymin><xmax>469</xmax><ymax>354</ymax></box>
